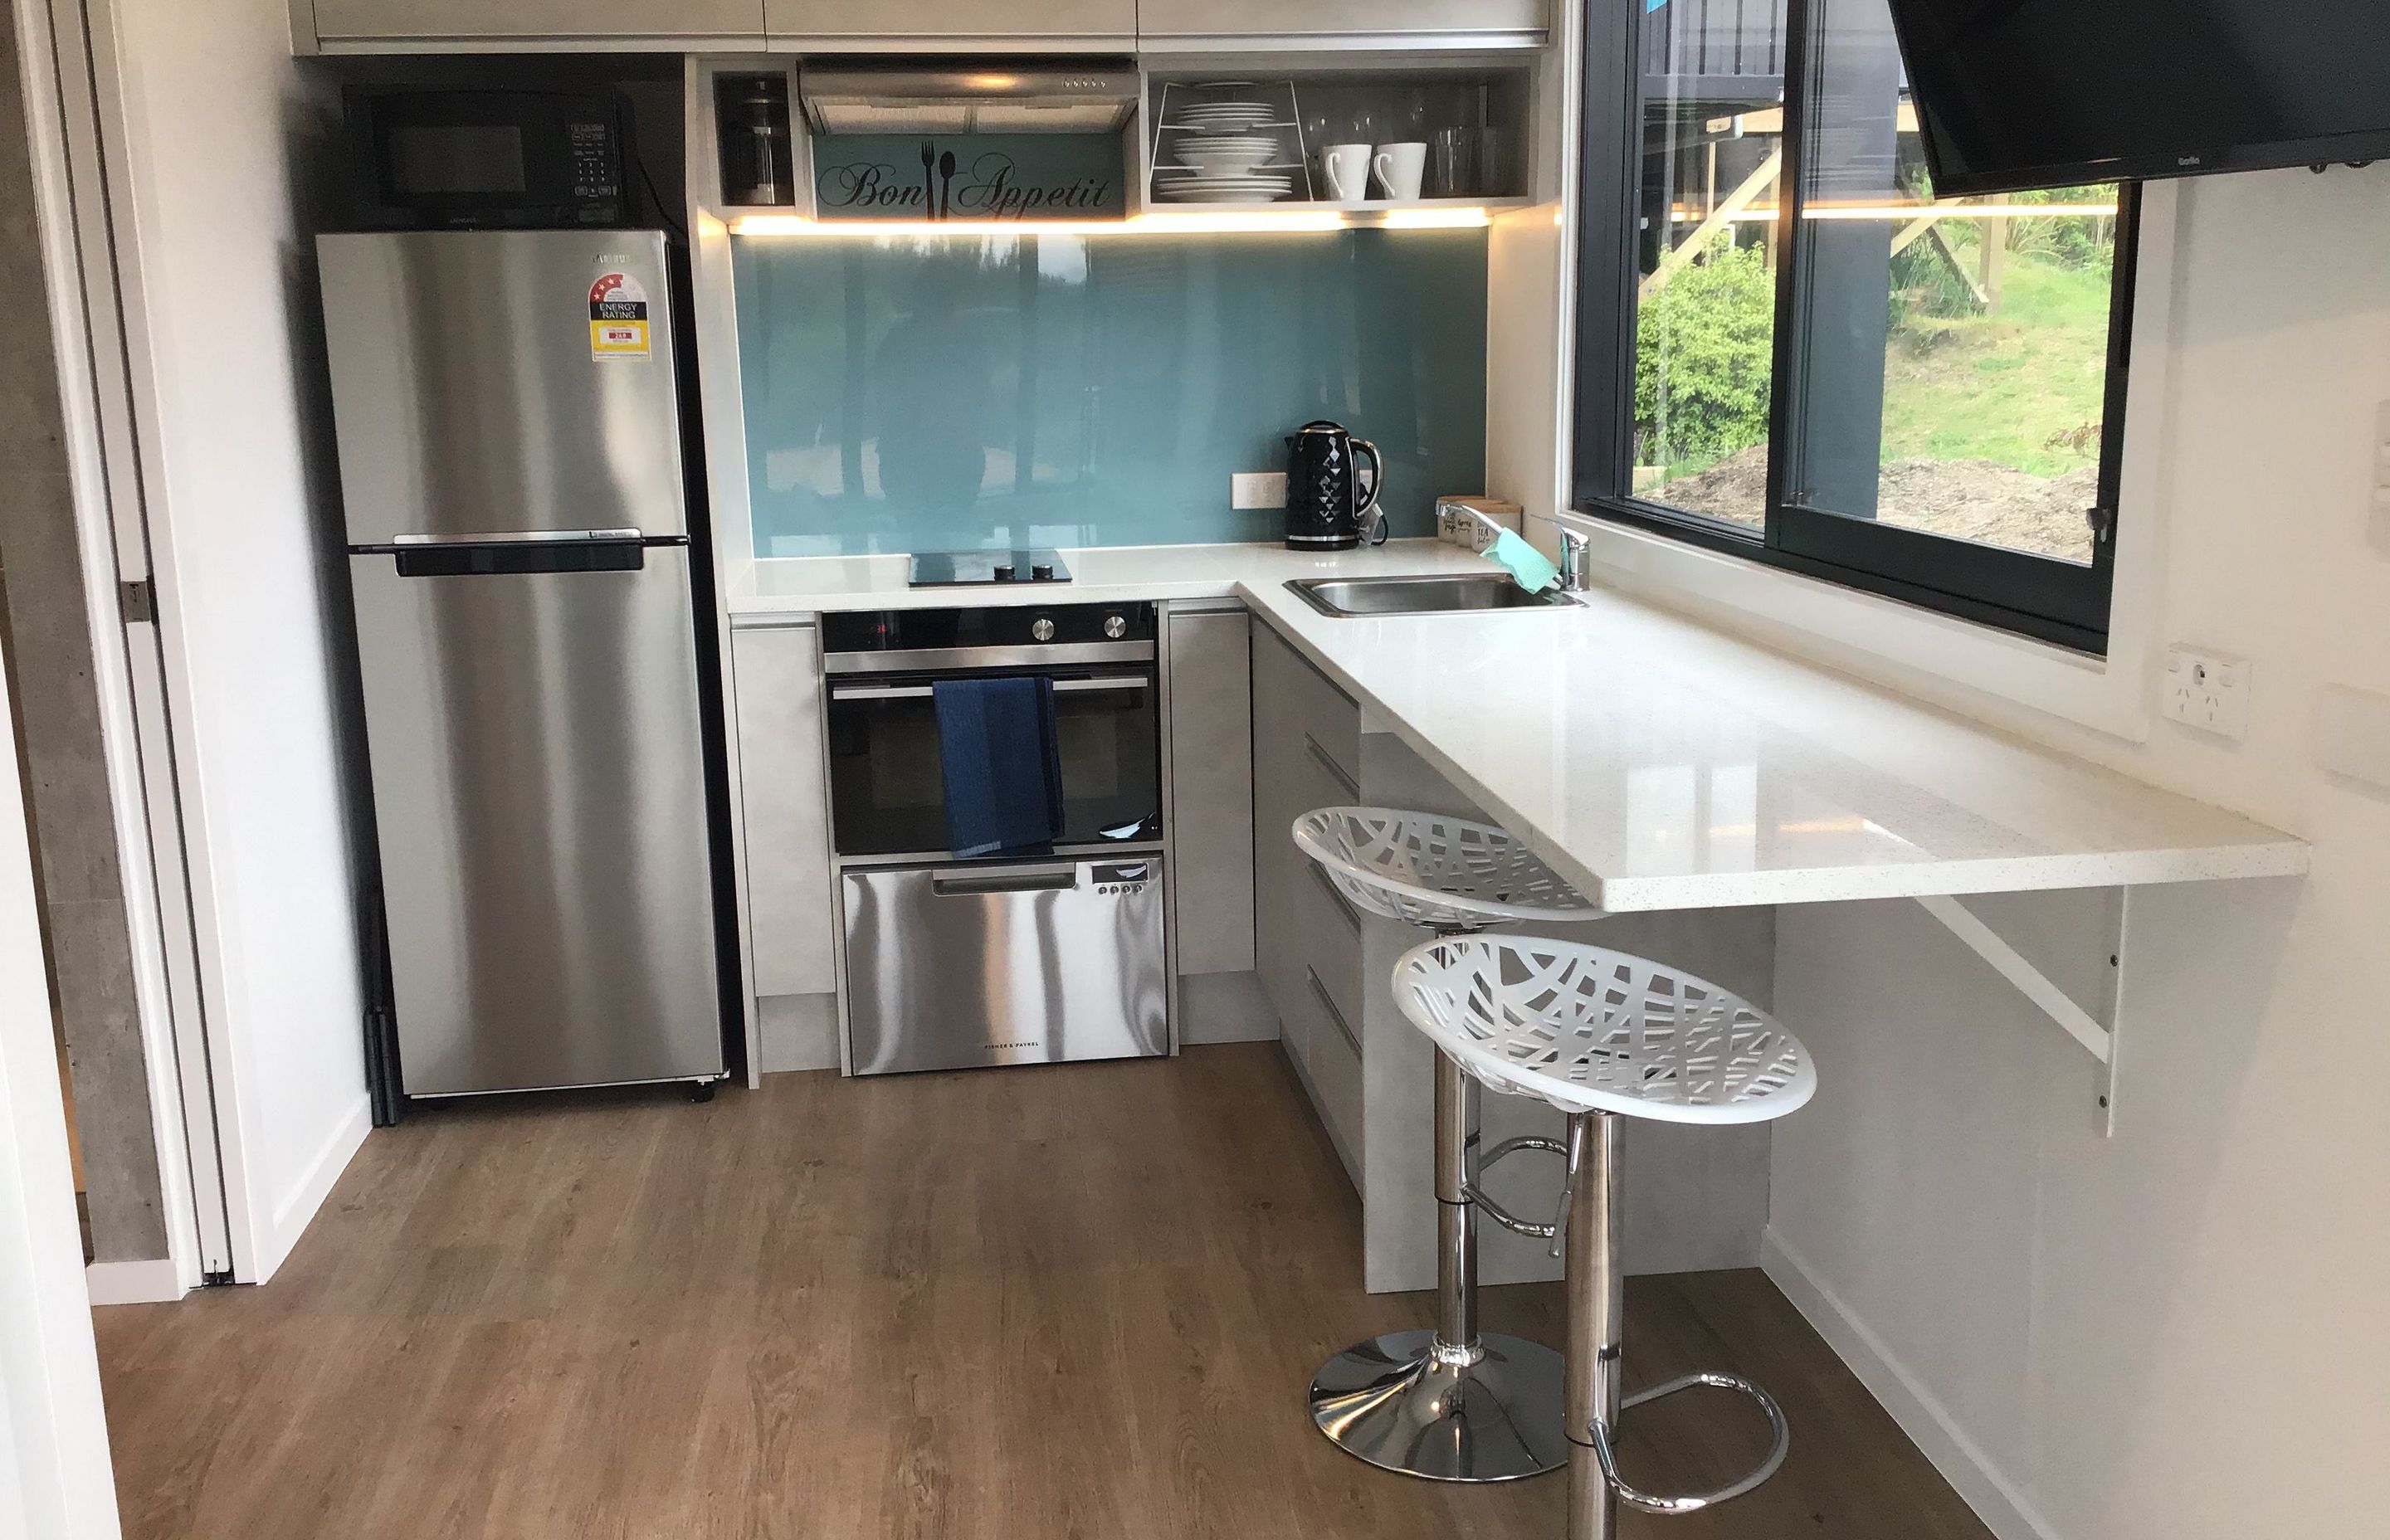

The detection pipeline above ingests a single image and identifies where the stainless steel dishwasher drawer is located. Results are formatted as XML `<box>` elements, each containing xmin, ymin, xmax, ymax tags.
<box><xmin>841</xmin><ymin>858</ymin><xmax>1169</xmax><ymax>1075</ymax></box>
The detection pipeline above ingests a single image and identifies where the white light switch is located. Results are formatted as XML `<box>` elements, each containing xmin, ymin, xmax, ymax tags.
<box><xmin>2314</xmin><ymin>683</ymin><xmax>2390</xmax><ymax>793</ymax></box>
<box><xmin>1232</xmin><ymin>471</ymin><xmax>1286</xmax><ymax>510</ymax></box>
<box><xmin>2161</xmin><ymin>646</ymin><xmax>2251</xmax><ymax>739</ymax></box>
<box><xmin>2372</xmin><ymin>402</ymin><xmax>2390</xmax><ymax>553</ymax></box>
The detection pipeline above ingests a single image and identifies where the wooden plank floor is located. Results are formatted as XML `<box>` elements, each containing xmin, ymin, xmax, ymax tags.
<box><xmin>93</xmin><ymin>1044</ymin><xmax>1992</xmax><ymax>1539</ymax></box>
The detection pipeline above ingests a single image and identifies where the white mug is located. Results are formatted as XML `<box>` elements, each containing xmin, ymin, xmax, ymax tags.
<box><xmin>1321</xmin><ymin>143</ymin><xmax>1372</xmax><ymax>204</ymax></box>
<box><xmin>1373</xmin><ymin>141</ymin><xmax>1428</xmax><ymax>202</ymax></box>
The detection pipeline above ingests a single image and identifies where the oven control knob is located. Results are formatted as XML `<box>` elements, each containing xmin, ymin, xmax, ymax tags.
<box><xmin>1031</xmin><ymin>616</ymin><xmax>1056</xmax><ymax>642</ymax></box>
<box><xmin>1032</xmin><ymin>563</ymin><xmax>1056</xmax><ymax>581</ymax></box>
<box><xmin>1103</xmin><ymin>614</ymin><xmax>1129</xmax><ymax>640</ymax></box>
<box><xmin>993</xmin><ymin>563</ymin><xmax>1017</xmax><ymax>582</ymax></box>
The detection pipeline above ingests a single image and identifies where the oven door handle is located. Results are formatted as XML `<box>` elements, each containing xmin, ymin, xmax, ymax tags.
<box><xmin>829</xmin><ymin>677</ymin><xmax>1152</xmax><ymax>702</ymax></box>
<box><xmin>930</xmin><ymin>865</ymin><xmax>1081</xmax><ymax>897</ymax></box>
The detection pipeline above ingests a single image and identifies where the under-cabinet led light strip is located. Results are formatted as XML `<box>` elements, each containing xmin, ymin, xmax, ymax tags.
<box><xmin>729</xmin><ymin>207</ymin><xmax>1496</xmax><ymax>237</ymax></box>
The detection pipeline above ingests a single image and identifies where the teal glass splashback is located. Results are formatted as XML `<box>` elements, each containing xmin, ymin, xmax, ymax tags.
<box><xmin>731</xmin><ymin>230</ymin><xmax>1489</xmax><ymax>557</ymax></box>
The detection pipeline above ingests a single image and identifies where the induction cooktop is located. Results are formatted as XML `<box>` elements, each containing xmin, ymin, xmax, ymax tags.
<box><xmin>908</xmin><ymin>549</ymin><xmax>1073</xmax><ymax>587</ymax></box>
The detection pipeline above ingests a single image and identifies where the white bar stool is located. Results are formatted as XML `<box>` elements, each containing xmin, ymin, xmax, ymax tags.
<box><xmin>1394</xmin><ymin>935</ymin><xmax>1817</xmax><ymax>1538</ymax></box>
<box><xmin>1293</xmin><ymin>807</ymin><xmax>1603</xmax><ymax>1484</ymax></box>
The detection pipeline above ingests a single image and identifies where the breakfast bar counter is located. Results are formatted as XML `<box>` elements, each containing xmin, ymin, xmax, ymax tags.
<box><xmin>728</xmin><ymin>538</ymin><xmax>2310</xmax><ymax>914</ymax></box>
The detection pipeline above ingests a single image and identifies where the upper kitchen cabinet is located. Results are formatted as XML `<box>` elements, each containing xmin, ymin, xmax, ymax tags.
<box><xmin>302</xmin><ymin>0</ymin><xmax>765</xmax><ymax>50</ymax></box>
<box><xmin>764</xmin><ymin>0</ymin><xmax>1136</xmax><ymax>50</ymax></box>
<box><xmin>1136</xmin><ymin>0</ymin><xmax>1547</xmax><ymax>51</ymax></box>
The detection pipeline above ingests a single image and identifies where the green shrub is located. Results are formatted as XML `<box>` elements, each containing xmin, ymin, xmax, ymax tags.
<box><xmin>1636</xmin><ymin>234</ymin><xmax>1774</xmax><ymax>465</ymax></box>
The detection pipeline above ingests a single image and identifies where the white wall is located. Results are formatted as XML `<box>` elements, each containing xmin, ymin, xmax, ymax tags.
<box><xmin>101</xmin><ymin>0</ymin><xmax>368</xmax><ymax>1281</ymax></box>
<box><xmin>1</xmin><ymin>617</ymin><xmax>122</xmax><ymax>1540</ymax></box>
<box><xmin>1767</xmin><ymin>166</ymin><xmax>2390</xmax><ymax>1540</ymax></box>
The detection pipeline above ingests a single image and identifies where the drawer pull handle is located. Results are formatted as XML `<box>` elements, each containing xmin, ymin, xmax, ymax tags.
<box><xmin>1309</xmin><ymin>862</ymin><xmax>1363</xmax><ymax>934</ymax></box>
<box><xmin>1304</xmin><ymin>735</ymin><xmax>1358</xmax><ymax>797</ymax></box>
<box><xmin>1305</xmin><ymin>966</ymin><xmax>1363</xmax><ymax>1059</ymax></box>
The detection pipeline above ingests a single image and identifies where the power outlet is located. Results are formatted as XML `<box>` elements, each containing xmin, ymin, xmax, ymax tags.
<box><xmin>2162</xmin><ymin>646</ymin><xmax>2251</xmax><ymax>739</ymax></box>
<box><xmin>1232</xmin><ymin>471</ymin><xmax>1286</xmax><ymax>510</ymax></box>
<box><xmin>2371</xmin><ymin>401</ymin><xmax>2390</xmax><ymax>553</ymax></box>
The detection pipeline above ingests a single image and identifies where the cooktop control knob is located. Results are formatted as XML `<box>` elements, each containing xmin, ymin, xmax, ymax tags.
<box><xmin>1031</xmin><ymin>616</ymin><xmax>1057</xmax><ymax>642</ymax></box>
<box><xmin>1103</xmin><ymin>614</ymin><xmax>1129</xmax><ymax>640</ymax></box>
<box><xmin>1032</xmin><ymin>563</ymin><xmax>1056</xmax><ymax>581</ymax></box>
<box><xmin>993</xmin><ymin>563</ymin><xmax>1017</xmax><ymax>582</ymax></box>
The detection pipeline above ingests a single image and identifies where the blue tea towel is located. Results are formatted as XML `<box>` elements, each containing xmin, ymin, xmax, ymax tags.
<box><xmin>934</xmin><ymin>676</ymin><xmax>1066</xmax><ymax>859</ymax></box>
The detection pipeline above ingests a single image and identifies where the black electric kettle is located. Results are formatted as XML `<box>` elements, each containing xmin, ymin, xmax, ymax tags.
<box><xmin>1284</xmin><ymin>420</ymin><xmax>1385</xmax><ymax>551</ymax></box>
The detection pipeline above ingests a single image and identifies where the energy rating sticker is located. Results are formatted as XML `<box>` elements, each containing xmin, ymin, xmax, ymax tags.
<box><xmin>589</xmin><ymin>271</ymin><xmax>651</xmax><ymax>360</ymax></box>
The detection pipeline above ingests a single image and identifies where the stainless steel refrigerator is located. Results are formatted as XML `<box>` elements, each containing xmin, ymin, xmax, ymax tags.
<box><xmin>319</xmin><ymin>229</ymin><xmax>724</xmax><ymax>1098</ymax></box>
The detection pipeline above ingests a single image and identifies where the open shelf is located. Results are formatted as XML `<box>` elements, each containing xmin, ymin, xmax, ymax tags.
<box><xmin>1143</xmin><ymin>195</ymin><xmax>1532</xmax><ymax>214</ymax></box>
<box><xmin>1140</xmin><ymin>64</ymin><xmax>1533</xmax><ymax>213</ymax></box>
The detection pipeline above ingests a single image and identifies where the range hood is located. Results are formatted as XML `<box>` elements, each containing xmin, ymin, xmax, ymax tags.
<box><xmin>800</xmin><ymin>61</ymin><xmax>1140</xmax><ymax>137</ymax></box>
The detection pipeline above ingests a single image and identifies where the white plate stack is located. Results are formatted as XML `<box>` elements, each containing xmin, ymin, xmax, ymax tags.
<box><xmin>1155</xmin><ymin>98</ymin><xmax>1295</xmax><ymax>203</ymax></box>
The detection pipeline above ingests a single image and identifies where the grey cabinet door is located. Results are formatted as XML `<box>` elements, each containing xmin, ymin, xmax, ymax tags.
<box><xmin>731</xmin><ymin>625</ymin><xmax>837</xmax><ymax>1001</ymax></box>
<box><xmin>312</xmin><ymin>0</ymin><xmax>764</xmax><ymax>42</ymax></box>
<box><xmin>1137</xmin><ymin>0</ymin><xmax>1545</xmax><ymax>45</ymax></box>
<box><xmin>1250</xmin><ymin>624</ymin><xmax>1309</xmax><ymax>1053</ymax></box>
<box><xmin>768</xmin><ymin>0</ymin><xmax>1134</xmax><ymax>42</ymax></box>
<box><xmin>1167</xmin><ymin>608</ymin><xmax>1256</xmax><ymax>977</ymax></box>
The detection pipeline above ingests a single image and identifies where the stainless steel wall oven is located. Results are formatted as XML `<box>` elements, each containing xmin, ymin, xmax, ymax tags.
<box><xmin>822</xmin><ymin>604</ymin><xmax>1162</xmax><ymax>861</ymax></box>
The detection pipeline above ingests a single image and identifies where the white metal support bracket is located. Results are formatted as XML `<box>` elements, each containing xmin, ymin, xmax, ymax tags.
<box><xmin>1914</xmin><ymin>889</ymin><xmax>2129</xmax><ymax>1137</ymax></box>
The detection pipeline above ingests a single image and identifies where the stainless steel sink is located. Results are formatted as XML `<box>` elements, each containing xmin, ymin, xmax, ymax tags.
<box><xmin>1287</xmin><ymin>574</ymin><xmax>1578</xmax><ymax>617</ymax></box>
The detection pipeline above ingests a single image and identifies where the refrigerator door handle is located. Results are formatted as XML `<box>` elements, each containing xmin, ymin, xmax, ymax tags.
<box><xmin>389</xmin><ymin>540</ymin><xmax>658</xmax><ymax>578</ymax></box>
<box><xmin>388</xmin><ymin>529</ymin><xmax>646</xmax><ymax>545</ymax></box>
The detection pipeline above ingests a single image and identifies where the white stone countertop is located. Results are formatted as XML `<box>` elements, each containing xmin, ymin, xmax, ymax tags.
<box><xmin>726</xmin><ymin>539</ymin><xmax>2310</xmax><ymax>911</ymax></box>
<box><xmin>722</xmin><ymin>539</ymin><xmax>1498</xmax><ymax>616</ymax></box>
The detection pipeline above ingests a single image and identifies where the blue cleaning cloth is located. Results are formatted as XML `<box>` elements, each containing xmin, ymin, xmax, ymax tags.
<box><xmin>934</xmin><ymin>676</ymin><xmax>1066</xmax><ymax>859</ymax></box>
<box><xmin>1485</xmin><ymin>529</ymin><xmax>1562</xmax><ymax>593</ymax></box>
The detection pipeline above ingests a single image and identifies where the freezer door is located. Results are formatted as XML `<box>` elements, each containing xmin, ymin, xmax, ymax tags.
<box><xmin>319</xmin><ymin>229</ymin><xmax>686</xmax><ymax>545</ymax></box>
<box><xmin>842</xmin><ymin>859</ymin><xmax>1169</xmax><ymax>1076</ymax></box>
<box><xmin>350</xmin><ymin>543</ymin><xmax>722</xmax><ymax>1095</ymax></box>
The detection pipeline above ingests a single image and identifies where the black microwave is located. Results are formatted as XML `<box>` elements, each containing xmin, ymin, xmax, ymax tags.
<box><xmin>345</xmin><ymin>87</ymin><xmax>628</xmax><ymax>231</ymax></box>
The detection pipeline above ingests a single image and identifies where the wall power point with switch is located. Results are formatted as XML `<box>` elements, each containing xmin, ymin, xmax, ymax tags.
<box><xmin>2162</xmin><ymin>646</ymin><xmax>2251</xmax><ymax>738</ymax></box>
<box><xmin>1232</xmin><ymin>472</ymin><xmax>1286</xmax><ymax>510</ymax></box>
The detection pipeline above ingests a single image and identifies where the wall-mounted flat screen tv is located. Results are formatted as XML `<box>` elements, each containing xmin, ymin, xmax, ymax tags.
<box><xmin>1885</xmin><ymin>0</ymin><xmax>2390</xmax><ymax>195</ymax></box>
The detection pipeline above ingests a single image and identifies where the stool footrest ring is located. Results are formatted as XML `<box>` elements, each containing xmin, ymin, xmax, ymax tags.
<box><xmin>1589</xmin><ymin>1371</ymin><xmax>1790</xmax><ymax>1516</ymax></box>
<box><xmin>1461</xmin><ymin>1136</ymin><xmax>1570</xmax><ymax>1240</ymax></box>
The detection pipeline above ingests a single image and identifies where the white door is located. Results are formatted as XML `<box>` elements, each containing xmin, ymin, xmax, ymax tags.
<box><xmin>37</xmin><ymin>0</ymin><xmax>237</xmax><ymax>1285</ymax></box>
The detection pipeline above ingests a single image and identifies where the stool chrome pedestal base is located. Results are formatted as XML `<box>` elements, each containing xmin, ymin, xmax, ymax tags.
<box><xmin>1309</xmin><ymin>1329</ymin><xmax>1568</xmax><ymax>1482</ymax></box>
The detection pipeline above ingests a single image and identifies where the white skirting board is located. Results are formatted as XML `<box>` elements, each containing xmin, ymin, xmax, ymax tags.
<box><xmin>85</xmin><ymin>1257</ymin><xmax>188</xmax><ymax>1306</ymax></box>
<box><xmin>1760</xmin><ymin>1228</ymin><xmax>2061</xmax><ymax>1540</ymax></box>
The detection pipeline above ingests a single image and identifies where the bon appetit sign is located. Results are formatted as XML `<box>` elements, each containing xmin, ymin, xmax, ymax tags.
<box><xmin>812</xmin><ymin>134</ymin><xmax>1125</xmax><ymax>222</ymax></box>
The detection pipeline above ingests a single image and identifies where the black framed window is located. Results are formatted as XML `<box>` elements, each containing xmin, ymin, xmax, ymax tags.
<box><xmin>1573</xmin><ymin>0</ymin><xmax>2141</xmax><ymax>653</ymax></box>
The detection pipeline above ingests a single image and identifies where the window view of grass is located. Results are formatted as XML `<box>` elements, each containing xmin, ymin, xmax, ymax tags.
<box><xmin>1635</xmin><ymin>150</ymin><xmax>2121</xmax><ymax>565</ymax></box>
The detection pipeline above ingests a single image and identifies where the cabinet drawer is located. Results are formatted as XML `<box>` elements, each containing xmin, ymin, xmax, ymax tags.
<box><xmin>1253</xmin><ymin>624</ymin><xmax>1359</xmax><ymax>791</ymax></box>
<box><xmin>1303</xmin><ymin>964</ymin><xmax>1364</xmax><ymax>1181</ymax></box>
<box><xmin>1290</xmin><ymin>677</ymin><xmax>1359</xmax><ymax>792</ymax></box>
<box><xmin>1297</xmin><ymin>854</ymin><xmax>1365</xmax><ymax>1033</ymax></box>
